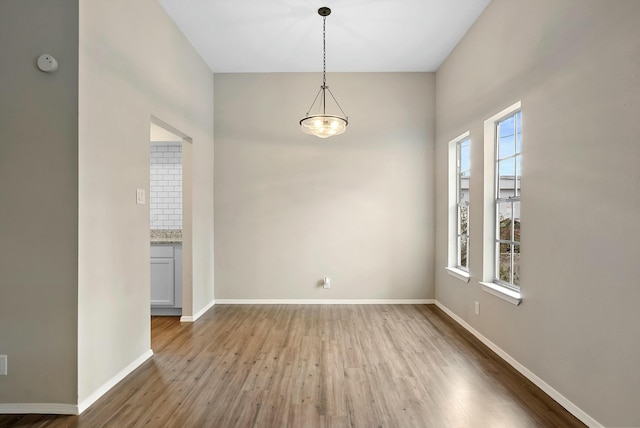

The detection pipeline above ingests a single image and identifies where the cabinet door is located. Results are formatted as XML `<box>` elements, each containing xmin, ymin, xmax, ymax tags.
<box><xmin>173</xmin><ymin>244</ymin><xmax>182</xmax><ymax>308</ymax></box>
<box><xmin>150</xmin><ymin>257</ymin><xmax>175</xmax><ymax>306</ymax></box>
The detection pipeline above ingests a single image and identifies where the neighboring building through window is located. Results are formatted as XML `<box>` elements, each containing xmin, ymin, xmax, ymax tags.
<box><xmin>481</xmin><ymin>101</ymin><xmax>522</xmax><ymax>305</ymax></box>
<box><xmin>447</xmin><ymin>132</ymin><xmax>471</xmax><ymax>282</ymax></box>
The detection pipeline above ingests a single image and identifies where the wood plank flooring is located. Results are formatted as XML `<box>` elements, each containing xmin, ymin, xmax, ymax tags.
<box><xmin>0</xmin><ymin>305</ymin><xmax>585</xmax><ymax>427</ymax></box>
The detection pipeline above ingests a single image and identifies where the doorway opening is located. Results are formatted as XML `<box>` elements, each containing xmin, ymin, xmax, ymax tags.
<box><xmin>149</xmin><ymin>117</ymin><xmax>193</xmax><ymax>320</ymax></box>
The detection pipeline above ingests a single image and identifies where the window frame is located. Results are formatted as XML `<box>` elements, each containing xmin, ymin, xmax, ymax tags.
<box><xmin>480</xmin><ymin>102</ymin><xmax>522</xmax><ymax>305</ymax></box>
<box><xmin>446</xmin><ymin>131</ymin><xmax>471</xmax><ymax>283</ymax></box>
<box><xmin>494</xmin><ymin>111</ymin><xmax>521</xmax><ymax>290</ymax></box>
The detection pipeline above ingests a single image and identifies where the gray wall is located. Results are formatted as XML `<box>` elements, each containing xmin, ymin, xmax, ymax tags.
<box><xmin>78</xmin><ymin>0</ymin><xmax>214</xmax><ymax>403</ymax></box>
<box><xmin>0</xmin><ymin>0</ymin><xmax>79</xmax><ymax>404</ymax></box>
<box><xmin>214</xmin><ymin>73</ymin><xmax>435</xmax><ymax>300</ymax></box>
<box><xmin>0</xmin><ymin>0</ymin><xmax>215</xmax><ymax>409</ymax></box>
<box><xmin>434</xmin><ymin>0</ymin><xmax>640</xmax><ymax>426</ymax></box>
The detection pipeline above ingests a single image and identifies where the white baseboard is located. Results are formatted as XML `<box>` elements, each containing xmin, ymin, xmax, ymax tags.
<box><xmin>0</xmin><ymin>403</ymin><xmax>79</xmax><ymax>415</ymax></box>
<box><xmin>434</xmin><ymin>301</ymin><xmax>602</xmax><ymax>428</ymax></box>
<box><xmin>215</xmin><ymin>299</ymin><xmax>435</xmax><ymax>305</ymax></box>
<box><xmin>180</xmin><ymin>298</ymin><xmax>215</xmax><ymax>322</ymax></box>
<box><xmin>0</xmin><ymin>350</ymin><xmax>154</xmax><ymax>416</ymax></box>
<box><xmin>77</xmin><ymin>349</ymin><xmax>153</xmax><ymax>414</ymax></box>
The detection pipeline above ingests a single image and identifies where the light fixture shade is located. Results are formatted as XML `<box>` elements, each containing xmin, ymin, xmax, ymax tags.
<box><xmin>300</xmin><ymin>114</ymin><xmax>348</xmax><ymax>139</ymax></box>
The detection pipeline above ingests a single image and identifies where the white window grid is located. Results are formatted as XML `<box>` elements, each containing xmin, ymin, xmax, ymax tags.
<box><xmin>494</xmin><ymin>111</ymin><xmax>521</xmax><ymax>290</ymax></box>
<box><xmin>456</xmin><ymin>138</ymin><xmax>471</xmax><ymax>271</ymax></box>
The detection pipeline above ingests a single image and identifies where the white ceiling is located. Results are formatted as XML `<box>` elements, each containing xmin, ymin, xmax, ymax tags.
<box><xmin>157</xmin><ymin>0</ymin><xmax>491</xmax><ymax>73</ymax></box>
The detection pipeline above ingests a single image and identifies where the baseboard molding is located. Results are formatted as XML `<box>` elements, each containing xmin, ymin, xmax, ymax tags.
<box><xmin>434</xmin><ymin>301</ymin><xmax>602</xmax><ymax>428</ymax></box>
<box><xmin>77</xmin><ymin>349</ymin><xmax>153</xmax><ymax>414</ymax></box>
<box><xmin>0</xmin><ymin>350</ymin><xmax>154</xmax><ymax>416</ymax></box>
<box><xmin>0</xmin><ymin>403</ymin><xmax>79</xmax><ymax>415</ymax></box>
<box><xmin>215</xmin><ymin>299</ymin><xmax>435</xmax><ymax>305</ymax></box>
<box><xmin>180</xmin><ymin>298</ymin><xmax>215</xmax><ymax>322</ymax></box>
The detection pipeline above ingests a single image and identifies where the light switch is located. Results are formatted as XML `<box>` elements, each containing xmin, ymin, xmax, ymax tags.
<box><xmin>136</xmin><ymin>188</ymin><xmax>145</xmax><ymax>205</ymax></box>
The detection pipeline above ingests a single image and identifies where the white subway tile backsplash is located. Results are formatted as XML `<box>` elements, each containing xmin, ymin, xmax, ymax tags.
<box><xmin>150</xmin><ymin>143</ymin><xmax>182</xmax><ymax>230</ymax></box>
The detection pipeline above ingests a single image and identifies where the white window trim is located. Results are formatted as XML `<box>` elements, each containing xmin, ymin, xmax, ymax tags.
<box><xmin>445</xmin><ymin>267</ymin><xmax>470</xmax><ymax>283</ymax></box>
<box><xmin>446</xmin><ymin>131</ymin><xmax>470</xmax><ymax>283</ymax></box>
<box><xmin>481</xmin><ymin>102</ymin><xmax>522</xmax><ymax>305</ymax></box>
<box><xmin>479</xmin><ymin>281</ymin><xmax>521</xmax><ymax>305</ymax></box>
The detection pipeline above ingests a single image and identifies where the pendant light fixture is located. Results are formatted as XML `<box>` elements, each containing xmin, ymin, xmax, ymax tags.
<box><xmin>300</xmin><ymin>7</ymin><xmax>348</xmax><ymax>139</ymax></box>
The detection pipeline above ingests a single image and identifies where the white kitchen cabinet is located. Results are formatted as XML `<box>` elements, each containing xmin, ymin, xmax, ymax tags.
<box><xmin>151</xmin><ymin>244</ymin><xmax>182</xmax><ymax>315</ymax></box>
<box><xmin>151</xmin><ymin>257</ymin><xmax>175</xmax><ymax>306</ymax></box>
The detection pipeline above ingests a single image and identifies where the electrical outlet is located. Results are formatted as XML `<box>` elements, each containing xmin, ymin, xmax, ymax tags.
<box><xmin>0</xmin><ymin>355</ymin><xmax>7</xmax><ymax>375</ymax></box>
<box><xmin>323</xmin><ymin>277</ymin><xmax>331</xmax><ymax>289</ymax></box>
<box><xmin>475</xmin><ymin>301</ymin><xmax>480</xmax><ymax>316</ymax></box>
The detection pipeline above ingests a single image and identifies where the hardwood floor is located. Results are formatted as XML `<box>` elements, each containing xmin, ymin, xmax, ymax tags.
<box><xmin>0</xmin><ymin>305</ymin><xmax>585</xmax><ymax>427</ymax></box>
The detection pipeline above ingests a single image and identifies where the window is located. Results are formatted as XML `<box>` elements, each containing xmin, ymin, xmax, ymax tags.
<box><xmin>446</xmin><ymin>132</ymin><xmax>471</xmax><ymax>282</ymax></box>
<box><xmin>495</xmin><ymin>111</ymin><xmax>521</xmax><ymax>289</ymax></box>
<box><xmin>481</xmin><ymin>102</ymin><xmax>522</xmax><ymax>305</ymax></box>
<box><xmin>457</xmin><ymin>138</ymin><xmax>471</xmax><ymax>270</ymax></box>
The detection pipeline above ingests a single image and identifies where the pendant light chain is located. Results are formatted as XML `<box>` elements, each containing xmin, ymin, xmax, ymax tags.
<box><xmin>323</xmin><ymin>15</ymin><xmax>327</xmax><ymax>89</ymax></box>
<box><xmin>322</xmin><ymin>15</ymin><xmax>327</xmax><ymax>114</ymax></box>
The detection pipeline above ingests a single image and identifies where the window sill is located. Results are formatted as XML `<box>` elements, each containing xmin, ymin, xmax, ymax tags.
<box><xmin>479</xmin><ymin>282</ymin><xmax>522</xmax><ymax>306</ymax></box>
<box><xmin>445</xmin><ymin>267</ymin><xmax>471</xmax><ymax>283</ymax></box>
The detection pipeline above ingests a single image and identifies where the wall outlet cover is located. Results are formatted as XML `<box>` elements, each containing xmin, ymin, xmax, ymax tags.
<box><xmin>323</xmin><ymin>277</ymin><xmax>331</xmax><ymax>289</ymax></box>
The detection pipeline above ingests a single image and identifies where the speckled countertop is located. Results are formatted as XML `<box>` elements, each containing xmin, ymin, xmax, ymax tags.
<box><xmin>151</xmin><ymin>229</ymin><xmax>182</xmax><ymax>244</ymax></box>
